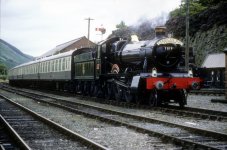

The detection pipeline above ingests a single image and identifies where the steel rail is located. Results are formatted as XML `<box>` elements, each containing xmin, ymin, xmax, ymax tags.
<box><xmin>0</xmin><ymin>114</ymin><xmax>31</xmax><ymax>150</ymax></box>
<box><xmin>3</xmin><ymin>84</ymin><xmax>227</xmax><ymax>121</ymax></box>
<box><xmin>0</xmin><ymin>94</ymin><xmax>109</xmax><ymax>150</ymax></box>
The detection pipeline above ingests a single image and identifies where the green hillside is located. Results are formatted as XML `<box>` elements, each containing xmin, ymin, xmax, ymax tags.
<box><xmin>0</xmin><ymin>39</ymin><xmax>34</xmax><ymax>69</ymax></box>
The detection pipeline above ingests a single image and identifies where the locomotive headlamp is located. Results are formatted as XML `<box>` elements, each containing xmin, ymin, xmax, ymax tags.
<box><xmin>151</xmin><ymin>68</ymin><xmax>157</xmax><ymax>77</ymax></box>
<box><xmin>155</xmin><ymin>81</ymin><xmax>164</xmax><ymax>89</ymax></box>
<box><xmin>188</xmin><ymin>68</ymin><xmax>193</xmax><ymax>78</ymax></box>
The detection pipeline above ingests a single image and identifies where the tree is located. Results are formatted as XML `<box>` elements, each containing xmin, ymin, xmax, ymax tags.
<box><xmin>198</xmin><ymin>0</ymin><xmax>224</xmax><ymax>7</ymax></box>
<box><xmin>116</xmin><ymin>21</ymin><xmax>127</xmax><ymax>29</ymax></box>
<box><xmin>170</xmin><ymin>0</ymin><xmax>224</xmax><ymax>18</ymax></box>
<box><xmin>0</xmin><ymin>64</ymin><xmax>7</xmax><ymax>75</ymax></box>
<box><xmin>170</xmin><ymin>0</ymin><xmax>207</xmax><ymax>18</ymax></box>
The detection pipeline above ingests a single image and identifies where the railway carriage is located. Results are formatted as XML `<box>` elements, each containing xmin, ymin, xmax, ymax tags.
<box><xmin>9</xmin><ymin>27</ymin><xmax>203</xmax><ymax>107</ymax></box>
<box><xmin>9</xmin><ymin>51</ymin><xmax>73</xmax><ymax>89</ymax></box>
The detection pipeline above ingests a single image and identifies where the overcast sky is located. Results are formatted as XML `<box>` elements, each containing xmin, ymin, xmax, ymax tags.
<box><xmin>1</xmin><ymin>0</ymin><xmax>181</xmax><ymax>57</ymax></box>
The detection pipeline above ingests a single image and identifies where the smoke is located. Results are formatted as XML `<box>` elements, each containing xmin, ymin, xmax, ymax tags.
<box><xmin>131</xmin><ymin>12</ymin><xmax>170</xmax><ymax>40</ymax></box>
<box><xmin>110</xmin><ymin>12</ymin><xmax>170</xmax><ymax>40</ymax></box>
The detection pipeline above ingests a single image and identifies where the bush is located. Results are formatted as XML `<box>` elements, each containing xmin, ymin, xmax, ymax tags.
<box><xmin>0</xmin><ymin>75</ymin><xmax>7</xmax><ymax>81</ymax></box>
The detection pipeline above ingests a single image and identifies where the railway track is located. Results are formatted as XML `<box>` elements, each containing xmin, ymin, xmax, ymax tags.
<box><xmin>190</xmin><ymin>89</ymin><xmax>225</xmax><ymax>96</ymax></box>
<box><xmin>0</xmin><ymin>94</ymin><xmax>108</xmax><ymax>150</ymax></box>
<box><xmin>2</xmin><ymin>84</ymin><xmax>227</xmax><ymax>122</ymax></box>
<box><xmin>0</xmin><ymin>115</ymin><xmax>23</xmax><ymax>150</ymax></box>
<box><xmin>1</xmin><ymin>86</ymin><xmax>227</xmax><ymax>149</ymax></box>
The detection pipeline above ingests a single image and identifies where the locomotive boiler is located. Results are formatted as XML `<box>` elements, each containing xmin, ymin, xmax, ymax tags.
<box><xmin>111</xmin><ymin>35</ymin><xmax>183</xmax><ymax>71</ymax></box>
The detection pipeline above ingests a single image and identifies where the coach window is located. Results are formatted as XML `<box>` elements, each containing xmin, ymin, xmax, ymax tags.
<box><xmin>43</xmin><ymin>62</ymin><xmax>45</xmax><ymax>73</ymax></box>
<box><xmin>59</xmin><ymin>59</ymin><xmax>62</xmax><ymax>71</ymax></box>
<box><xmin>41</xmin><ymin>63</ymin><xmax>43</xmax><ymax>73</ymax></box>
<box><xmin>46</xmin><ymin>62</ymin><xmax>48</xmax><ymax>73</ymax></box>
<box><xmin>34</xmin><ymin>64</ymin><xmax>36</xmax><ymax>73</ymax></box>
<box><xmin>51</xmin><ymin>60</ymin><xmax>53</xmax><ymax>72</ymax></box>
<box><xmin>45</xmin><ymin>62</ymin><xmax>47</xmax><ymax>73</ymax></box>
<box><xmin>54</xmin><ymin>60</ymin><xmax>56</xmax><ymax>72</ymax></box>
<box><xmin>65</xmin><ymin>57</ymin><xmax>68</xmax><ymax>70</ymax></box>
<box><xmin>57</xmin><ymin>59</ymin><xmax>60</xmax><ymax>71</ymax></box>
<box><xmin>40</xmin><ymin>63</ymin><xmax>41</xmax><ymax>73</ymax></box>
<box><xmin>53</xmin><ymin>60</ymin><xmax>56</xmax><ymax>72</ymax></box>
<box><xmin>69</xmin><ymin>57</ymin><xmax>71</xmax><ymax>69</ymax></box>
<box><xmin>57</xmin><ymin>59</ymin><xmax>59</xmax><ymax>72</ymax></box>
<box><xmin>42</xmin><ymin>62</ymin><xmax>44</xmax><ymax>73</ymax></box>
<box><xmin>49</xmin><ymin>61</ymin><xmax>51</xmax><ymax>72</ymax></box>
<box><xmin>46</xmin><ymin>62</ymin><xmax>48</xmax><ymax>72</ymax></box>
<box><xmin>62</xmin><ymin>58</ymin><xmax>65</xmax><ymax>70</ymax></box>
<box><xmin>48</xmin><ymin>61</ymin><xmax>50</xmax><ymax>72</ymax></box>
<box><xmin>44</xmin><ymin>62</ymin><xmax>46</xmax><ymax>73</ymax></box>
<box><xmin>37</xmin><ymin>64</ymin><xmax>39</xmax><ymax>73</ymax></box>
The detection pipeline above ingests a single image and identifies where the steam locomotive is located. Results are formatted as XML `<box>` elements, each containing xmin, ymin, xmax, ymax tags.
<box><xmin>8</xmin><ymin>27</ymin><xmax>202</xmax><ymax>107</ymax></box>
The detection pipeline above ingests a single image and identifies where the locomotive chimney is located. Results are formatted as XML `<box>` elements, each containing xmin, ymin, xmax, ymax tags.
<box><xmin>155</xmin><ymin>26</ymin><xmax>166</xmax><ymax>38</ymax></box>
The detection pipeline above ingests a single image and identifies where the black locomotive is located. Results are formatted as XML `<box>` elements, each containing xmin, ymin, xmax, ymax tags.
<box><xmin>9</xmin><ymin>27</ymin><xmax>202</xmax><ymax>107</ymax></box>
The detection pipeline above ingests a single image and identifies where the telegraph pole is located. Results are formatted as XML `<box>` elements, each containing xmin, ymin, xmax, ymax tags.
<box><xmin>85</xmin><ymin>17</ymin><xmax>94</xmax><ymax>40</ymax></box>
<box><xmin>185</xmin><ymin>0</ymin><xmax>190</xmax><ymax>71</ymax></box>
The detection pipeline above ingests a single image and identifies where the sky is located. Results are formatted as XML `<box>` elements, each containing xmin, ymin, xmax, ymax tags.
<box><xmin>1</xmin><ymin>0</ymin><xmax>181</xmax><ymax>57</ymax></box>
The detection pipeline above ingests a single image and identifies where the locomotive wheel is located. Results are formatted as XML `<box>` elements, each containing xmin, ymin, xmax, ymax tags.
<box><xmin>134</xmin><ymin>94</ymin><xmax>141</xmax><ymax>105</ymax></box>
<box><xmin>83</xmin><ymin>82</ymin><xmax>90</xmax><ymax>96</ymax></box>
<box><xmin>124</xmin><ymin>89</ymin><xmax>133</xmax><ymax>103</ymax></box>
<box><xmin>90</xmin><ymin>82</ymin><xmax>98</xmax><ymax>97</ymax></box>
<box><xmin>114</xmin><ymin>84</ymin><xmax>122</xmax><ymax>101</ymax></box>
<box><xmin>148</xmin><ymin>89</ymin><xmax>160</xmax><ymax>107</ymax></box>
<box><xmin>75</xmin><ymin>82</ymin><xmax>80</xmax><ymax>94</ymax></box>
<box><xmin>178</xmin><ymin>89</ymin><xmax>187</xmax><ymax>108</ymax></box>
<box><xmin>105</xmin><ymin>83</ymin><xmax>114</xmax><ymax>100</ymax></box>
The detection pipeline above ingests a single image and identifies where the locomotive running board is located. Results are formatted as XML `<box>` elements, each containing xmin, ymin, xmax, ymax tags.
<box><xmin>108</xmin><ymin>79</ymin><xmax>129</xmax><ymax>89</ymax></box>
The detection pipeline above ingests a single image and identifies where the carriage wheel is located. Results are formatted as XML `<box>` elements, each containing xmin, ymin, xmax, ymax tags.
<box><xmin>105</xmin><ymin>83</ymin><xmax>114</xmax><ymax>100</ymax></box>
<box><xmin>83</xmin><ymin>82</ymin><xmax>90</xmax><ymax>96</ymax></box>
<box><xmin>148</xmin><ymin>89</ymin><xmax>160</xmax><ymax>107</ymax></box>
<box><xmin>90</xmin><ymin>82</ymin><xmax>98</xmax><ymax>97</ymax></box>
<box><xmin>75</xmin><ymin>82</ymin><xmax>80</xmax><ymax>94</ymax></box>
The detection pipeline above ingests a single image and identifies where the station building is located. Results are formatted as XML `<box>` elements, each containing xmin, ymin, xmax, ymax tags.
<box><xmin>202</xmin><ymin>53</ymin><xmax>225</xmax><ymax>88</ymax></box>
<box><xmin>37</xmin><ymin>36</ymin><xmax>96</xmax><ymax>59</ymax></box>
<box><xmin>224</xmin><ymin>48</ymin><xmax>227</xmax><ymax>99</ymax></box>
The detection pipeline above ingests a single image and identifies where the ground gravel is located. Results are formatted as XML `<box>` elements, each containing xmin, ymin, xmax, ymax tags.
<box><xmin>17</xmin><ymin>88</ymin><xmax>227</xmax><ymax>134</ymax></box>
